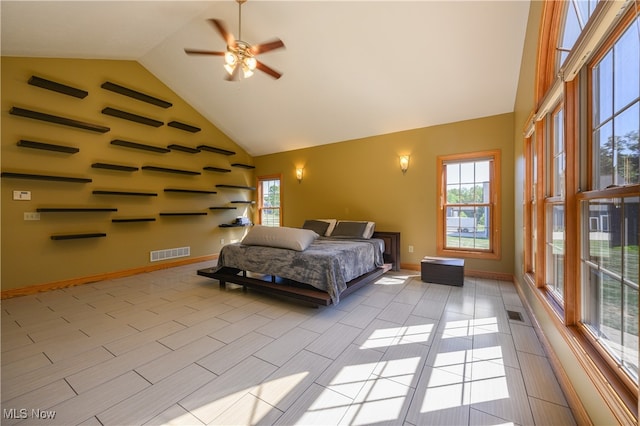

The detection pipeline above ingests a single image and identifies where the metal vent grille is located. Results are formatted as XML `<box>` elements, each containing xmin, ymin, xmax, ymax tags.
<box><xmin>150</xmin><ymin>246</ymin><xmax>190</xmax><ymax>262</ymax></box>
<box><xmin>506</xmin><ymin>310</ymin><xmax>524</xmax><ymax>321</ymax></box>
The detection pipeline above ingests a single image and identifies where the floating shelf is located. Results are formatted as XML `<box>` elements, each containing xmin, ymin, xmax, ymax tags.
<box><xmin>142</xmin><ymin>165</ymin><xmax>200</xmax><ymax>175</ymax></box>
<box><xmin>28</xmin><ymin>76</ymin><xmax>88</xmax><ymax>99</ymax></box>
<box><xmin>231</xmin><ymin>163</ymin><xmax>255</xmax><ymax>169</ymax></box>
<box><xmin>203</xmin><ymin>166</ymin><xmax>231</xmax><ymax>173</ymax></box>
<box><xmin>1</xmin><ymin>172</ymin><xmax>92</xmax><ymax>183</ymax></box>
<box><xmin>112</xmin><ymin>217</ymin><xmax>157</xmax><ymax>223</ymax></box>
<box><xmin>159</xmin><ymin>212</ymin><xmax>208</xmax><ymax>216</ymax></box>
<box><xmin>216</xmin><ymin>184</ymin><xmax>256</xmax><ymax>190</ymax></box>
<box><xmin>168</xmin><ymin>144</ymin><xmax>200</xmax><ymax>153</ymax></box>
<box><xmin>17</xmin><ymin>139</ymin><xmax>79</xmax><ymax>154</ymax></box>
<box><xmin>197</xmin><ymin>145</ymin><xmax>236</xmax><ymax>156</ymax></box>
<box><xmin>168</xmin><ymin>121</ymin><xmax>201</xmax><ymax>133</ymax></box>
<box><xmin>93</xmin><ymin>190</ymin><xmax>157</xmax><ymax>197</ymax></box>
<box><xmin>209</xmin><ymin>207</ymin><xmax>237</xmax><ymax>210</ymax></box>
<box><xmin>92</xmin><ymin>162</ymin><xmax>139</xmax><ymax>172</ymax></box>
<box><xmin>102</xmin><ymin>107</ymin><xmax>163</xmax><ymax>127</ymax></box>
<box><xmin>230</xmin><ymin>201</ymin><xmax>255</xmax><ymax>204</ymax></box>
<box><xmin>101</xmin><ymin>82</ymin><xmax>172</xmax><ymax>108</ymax></box>
<box><xmin>111</xmin><ymin>139</ymin><xmax>170</xmax><ymax>153</ymax></box>
<box><xmin>10</xmin><ymin>107</ymin><xmax>110</xmax><ymax>133</ymax></box>
<box><xmin>51</xmin><ymin>233</ymin><xmax>106</xmax><ymax>240</ymax></box>
<box><xmin>165</xmin><ymin>188</ymin><xmax>217</xmax><ymax>194</ymax></box>
<box><xmin>37</xmin><ymin>207</ymin><xmax>117</xmax><ymax>212</ymax></box>
<box><xmin>219</xmin><ymin>224</ymin><xmax>251</xmax><ymax>228</ymax></box>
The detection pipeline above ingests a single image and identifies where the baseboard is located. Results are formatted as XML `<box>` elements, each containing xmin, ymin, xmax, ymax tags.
<box><xmin>401</xmin><ymin>262</ymin><xmax>514</xmax><ymax>282</ymax></box>
<box><xmin>1</xmin><ymin>254</ymin><xmax>219</xmax><ymax>299</ymax></box>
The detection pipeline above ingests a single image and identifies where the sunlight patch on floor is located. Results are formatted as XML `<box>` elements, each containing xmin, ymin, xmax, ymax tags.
<box><xmin>360</xmin><ymin>324</ymin><xmax>434</xmax><ymax>349</ymax></box>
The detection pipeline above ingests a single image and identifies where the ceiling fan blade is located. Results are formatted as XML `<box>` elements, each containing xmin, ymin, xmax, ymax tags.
<box><xmin>184</xmin><ymin>49</ymin><xmax>225</xmax><ymax>56</ymax></box>
<box><xmin>255</xmin><ymin>60</ymin><xmax>282</xmax><ymax>79</ymax></box>
<box><xmin>251</xmin><ymin>38</ymin><xmax>285</xmax><ymax>55</ymax></box>
<box><xmin>209</xmin><ymin>19</ymin><xmax>236</xmax><ymax>47</ymax></box>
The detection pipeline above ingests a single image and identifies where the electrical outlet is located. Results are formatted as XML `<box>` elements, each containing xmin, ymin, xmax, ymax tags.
<box><xmin>220</xmin><ymin>238</ymin><xmax>225</xmax><ymax>245</ymax></box>
<box><xmin>408</xmin><ymin>245</ymin><xmax>414</xmax><ymax>253</ymax></box>
<box><xmin>24</xmin><ymin>212</ymin><xmax>40</xmax><ymax>221</ymax></box>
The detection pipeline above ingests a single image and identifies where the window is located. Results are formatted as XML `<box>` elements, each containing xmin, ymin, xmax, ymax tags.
<box><xmin>257</xmin><ymin>175</ymin><xmax>281</xmax><ymax>226</ymax></box>
<box><xmin>437</xmin><ymin>150</ymin><xmax>500</xmax><ymax>260</ymax></box>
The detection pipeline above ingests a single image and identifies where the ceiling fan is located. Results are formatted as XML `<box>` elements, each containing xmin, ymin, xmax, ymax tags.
<box><xmin>184</xmin><ymin>0</ymin><xmax>285</xmax><ymax>81</ymax></box>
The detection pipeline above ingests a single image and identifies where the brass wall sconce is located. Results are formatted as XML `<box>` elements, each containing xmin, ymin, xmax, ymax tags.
<box><xmin>399</xmin><ymin>155</ymin><xmax>410</xmax><ymax>174</ymax></box>
<box><xmin>296</xmin><ymin>168</ymin><xmax>304</xmax><ymax>183</ymax></box>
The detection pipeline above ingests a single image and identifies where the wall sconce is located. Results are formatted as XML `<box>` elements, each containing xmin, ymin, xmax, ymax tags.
<box><xmin>399</xmin><ymin>155</ymin><xmax>410</xmax><ymax>174</ymax></box>
<box><xmin>296</xmin><ymin>168</ymin><xmax>304</xmax><ymax>183</ymax></box>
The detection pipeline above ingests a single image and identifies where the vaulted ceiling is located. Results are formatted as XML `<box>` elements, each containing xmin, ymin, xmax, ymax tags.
<box><xmin>1</xmin><ymin>1</ymin><xmax>531</xmax><ymax>156</ymax></box>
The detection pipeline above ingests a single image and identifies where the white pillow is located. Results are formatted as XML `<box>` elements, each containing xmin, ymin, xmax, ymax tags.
<box><xmin>317</xmin><ymin>219</ymin><xmax>337</xmax><ymax>236</ymax></box>
<box><xmin>241</xmin><ymin>225</ymin><xmax>319</xmax><ymax>251</ymax></box>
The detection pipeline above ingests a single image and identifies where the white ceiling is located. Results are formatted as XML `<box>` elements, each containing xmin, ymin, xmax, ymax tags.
<box><xmin>1</xmin><ymin>1</ymin><xmax>531</xmax><ymax>156</ymax></box>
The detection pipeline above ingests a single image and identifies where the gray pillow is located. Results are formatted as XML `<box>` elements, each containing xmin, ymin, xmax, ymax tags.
<box><xmin>302</xmin><ymin>220</ymin><xmax>330</xmax><ymax>236</ymax></box>
<box><xmin>331</xmin><ymin>221</ymin><xmax>369</xmax><ymax>238</ymax></box>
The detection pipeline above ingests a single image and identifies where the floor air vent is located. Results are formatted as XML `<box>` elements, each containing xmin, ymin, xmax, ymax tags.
<box><xmin>507</xmin><ymin>310</ymin><xmax>524</xmax><ymax>321</ymax></box>
<box><xmin>150</xmin><ymin>246</ymin><xmax>190</xmax><ymax>262</ymax></box>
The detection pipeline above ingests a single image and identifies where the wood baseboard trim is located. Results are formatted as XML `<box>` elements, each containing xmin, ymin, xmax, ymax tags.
<box><xmin>1</xmin><ymin>254</ymin><xmax>219</xmax><ymax>299</ymax></box>
<box><xmin>401</xmin><ymin>263</ymin><xmax>514</xmax><ymax>282</ymax></box>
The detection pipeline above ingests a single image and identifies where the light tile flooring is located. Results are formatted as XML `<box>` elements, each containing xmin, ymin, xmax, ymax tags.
<box><xmin>1</xmin><ymin>262</ymin><xmax>578</xmax><ymax>425</ymax></box>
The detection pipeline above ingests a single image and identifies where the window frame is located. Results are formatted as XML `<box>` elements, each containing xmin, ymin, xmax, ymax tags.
<box><xmin>436</xmin><ymin>150</ymin><xmax>501</xmax><ymax>260</ymax></box>
<box><xmin>256</xmin><ymin>174</ymin><xmax>282</xmax><ymax>227</ymax></box>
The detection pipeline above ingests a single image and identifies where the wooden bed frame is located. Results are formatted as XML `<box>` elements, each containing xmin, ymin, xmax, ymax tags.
<box><xmin>197</xmin><ymin>231</ymin><xmax>400</xmax><ymax>306</ymax></box>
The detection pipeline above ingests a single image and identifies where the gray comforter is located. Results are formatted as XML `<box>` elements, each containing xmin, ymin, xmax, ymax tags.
<box><xmin>215</xmin><ymin>237</ymin><xmax>385</xmax><ymax>304</ymax></box>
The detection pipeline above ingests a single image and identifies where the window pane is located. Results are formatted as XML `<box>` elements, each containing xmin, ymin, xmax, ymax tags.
<box><xmin>614</xmin><ymin>102</ymin><xmax>639</xmax><ymax>186</ymax></box>
<box><xmin>614</xmin><ymin>22</ymin><xmax>640</xmax><ymax>112</ymax></box>
<box><xmin>595</xmin><ymin>121</ymin><xmax>614</xmax><ymax>189</ymax></box>
<box><xmin>593</xmin><ymin>50</ymin><xmax>613</xmax><ymax>127</ymax></box>
<box><xmin>546</xmin><ymin>204</ymin><xmax>565</xmax><ymax>298</ymax></box>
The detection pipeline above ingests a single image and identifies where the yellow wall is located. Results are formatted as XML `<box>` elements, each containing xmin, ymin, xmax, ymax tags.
<box><xmin>1</xmin><ymin>57</ymin><xmax>253</xmax><ymax>291</ymax></box>
<box><xmin>254</xmin><ymin>112</ymin><xmax>515</xmax><ymax>275</ymax></box>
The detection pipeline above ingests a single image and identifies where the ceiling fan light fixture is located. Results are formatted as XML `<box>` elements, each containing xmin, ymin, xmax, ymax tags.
<box><xmin>244</xmin><ymin>56</ymin><xmax>257</xmax><ymax>71</ymax></box>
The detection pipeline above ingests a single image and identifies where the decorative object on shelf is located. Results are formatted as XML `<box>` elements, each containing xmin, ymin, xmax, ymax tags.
<box><xmin>203</xmin><ymin>166</ymin><xmax>231</xmax><ymax>173</ymax></box>
<box><xmin>93</xmin><ymin>190</ymin><xmax>158</xmax><ymax>197</ymax></box>
<box><xmin>399</xmin><ymin>155</ymin><xmax>410</xmax><ymax>174</ymax></box>
<box><xmin>210</xmin><ymin>206</ymin><xmax>237</xmax><ymax>210</ymax></box>
<box><xmin>112</xmin><ymin>217</ymin><xmax>157</xmax><ymax>223</ymax></box>
<box><xmin>216</xmin><ymin>184</ymin><xmax>256</xmax><ymax>190</ymax></box>
<box><xmin>100</xmin><ymin>81</ymin><xmax>172</xmax><ymax>108</ymax></box>
<box><xmin>37</xmin><ymin>207</ymin><xmax>117</xmax><ymax>212</ymax></box>
<box><xmin>17</xmin><ymin>139</ymin><xmax>79</xmax><ymax>154</ymax></box>
<box><xmin>296</xmin><ymin>167</ymin><xmax>304</xmax><ymax>183</ymax></box>
<box><xmin>1</xmin><ymin>171</ymin><xmax>92</xmax><ymax>183</ymax></box>
<box><xmin>110</xmin><ymin>139</ymin><xmax>170</xmax><ymax>153</ymax></box>
<box><xmin>28</xmin><ymin>76</ymin><xmax>88</xmax><ymax>99</ymax></box>
<box><xmin>167</xmin><ymin>121</ymin><xmax>201</xmax><ymax>133</ymax></box>
<box><xmin>165</xmin><ymin>188</ymin><xmax>217</xmax><ymax>194</ymax></box>
<box><xmin>9</xmin><ymin>107</ymin><xmax>110</xmax><ymax>133</ymax></box>
<box><xmin>231</xmin><ymin>163</ymin><xmax>255</xmax><ymax>169</ymax></box>
<box><xmin>184</xmin><ymin>0</ymin><xmax>285</xmax><ymax>81</ymax></box>
<box><xmin>159</xmin><ymin>212</ymin><xmax>208</xmax><ymax>216</ymax></box>
<box><xmin>51</xmin><ymin>233</ymin><xmax>106</xmax><ymax>240</ymax></box>
<box><xmin>101</xmin><ymin>107</ymin><xmax>163</xmax><ymax>127</ymax></box>
<box><xmin>168</xmin><ymin>144</ymin><xmax>200</xmax><ymax>153</ymax></box>
<box><xmin>141</xmin><ymin>165</ymin><xmax>201</xmax><ymax>175</ymax></box>
<box><xmin>197</xmin><ymin>145</ymin><xmax>236</xmax><ymax>156</ymax></box>
<box><xmin>91</xmin><ymin>162</ymin><xmax>139</xmax><ymax>172</ymax></box>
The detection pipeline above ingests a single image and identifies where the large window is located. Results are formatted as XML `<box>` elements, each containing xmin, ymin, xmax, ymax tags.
<box><xmin>437</xmin><ymin>150</ymin><xmax>500</xmax><ymax>260</ymax></box>
<box><xmin>257</xmin><ymin>175</ymin><xmax>281</xmax><ymax>226</ymax></box>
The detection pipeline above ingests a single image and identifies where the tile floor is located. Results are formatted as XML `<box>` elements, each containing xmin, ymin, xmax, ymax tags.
<box><xmin>1</xmin><ymin>262</ymin><xmax>577</xmax><ymax>425</ymax></box>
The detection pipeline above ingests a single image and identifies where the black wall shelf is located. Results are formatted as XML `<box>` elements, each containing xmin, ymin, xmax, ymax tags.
<box><xmin>51</xmin><ymin>233</ymin><xmax>107</xmax><ymax>240</ymax></box>
<box><xmin>159</xmin><ymin>212</ymin><xmax>208</xmax><ymax>216</ymax></box>
<box><xmin>168</xmin><ymin>144</ymin><xmax>200</xmax><ymax>153</ymax></box>
<box><xmin>17</xmin><ymin>139</ymin><xmax>79</xmax><ymax>154</ymax></box>
<box><xmin>28</xmin><ymin>76</ymin><xmax>88</xmax><ymax>99</ymax></box>
<box><xmin>142</xmin><ymin>166</ymin><xmax>201</xmax><ymax>176</ymax></box>
<box><xmin>102</xmin><ymin>107</ymin><xmax>163</xmax><ymax>127</ymax></box>
<box><xmin>92</xmin><ymin>162</ymin><xmax>139</xmax><ymax>172</ymax></box>
<box><xmin>37</xmin><ymin>207</ymin><xmax>117</xmax><ymax>212</ymax></box>
<box><xmin>203</xmin><ymin>166</ymin><xmax>232</xmax><ymax>173</ymax></box>
<box><xmin>231</xmin><ymin>163</ymin><xmax>255</xmax><ymax>169</ymax></box>
<box><xmin>209</xmin><ymin>207</ymin><xmax>237</xmax><ymax>210</ymax></box>
<box><xmin>216</xmin><ymin>184</ymin><xmax>256</xmax><ymax>190</ymax></box>
<box><xmin>111</xmin><ymin>139</ymin><xmax>170</xmax><ymax>153</ymax></box>
<box><xmin>168</xmin><ymin>121</ymin><xmax>201</xmax><ymax>133</ymax></box>
<box><xmin>1</xmin><ymin>172</ymin><xmax>92</xmax><ymax>183</ymax></box>
<box><xmin>10</xmin><ymin>107</ymin><xmax>110</xmax><ymax>133</ymax></box>
<box><xmin>219</xmin><ymin>224</ymin><xmax>250</xmax><ymax>228</ymax></box>
<box><xmin>112</xmin><ymin>217</ymin><xmax>157</xmax><ymax>223</ymax></box>
<box><xmin>230</xmin><ymin>201</ymin><xmax>255</xmax><ymax>204</ymax></box>
<box><xmin>165</xmin><ymin>188</ymin><xmax>217</xmax><ymax>194</ymax></box>
<box><xmin>101</xmin><ymin>82</ymin><xmax>172</xmax><ymax>109</ymax></box>
<box><xmin>197</xmin><ymin>145</ymin><xmax>236</xmax><ymax>156</ymax></box>
<box><xmin>93</xmin><ymin>190</ymin><xmax>158</xmax><ymax>197</ymax></box>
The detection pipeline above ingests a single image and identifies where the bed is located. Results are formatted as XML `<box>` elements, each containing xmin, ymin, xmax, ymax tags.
<box><xmin>197</xmin><ymin>221</ymin><xmax>400</xmax><ymax>306</ymax></box>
